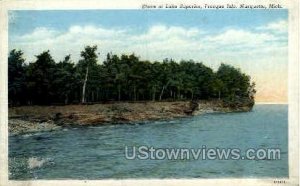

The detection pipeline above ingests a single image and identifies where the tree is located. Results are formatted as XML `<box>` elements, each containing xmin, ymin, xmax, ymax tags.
<box><xmin>8</xmin><ymin>49</ymin><xmax>26</xmax><ymax>105</ymax></box>
<box><xmin>78</xmin><ymin>45</ymin><xmax>98</xmax><ymax>103</ymax></box>
<box><xmin>217</xmin><ymin>63</ymin><xmax>252</xmax><ymax>100</ymax></box>
<box><xmin>158</xmin><ymin>59</ymin><xmax>173</xmax><ymax>101</ymax></box>
<box><xmin>8</xmin><ymin>48</ymin><xmax>256</xmax><ymax>105</ymax></box>
<box><xmin>26</xmin><ymin>50</ymin><xmax>56</xmax><ymax>105</ymax></box>
<box><xmin>53</xmin><ymin>55</ymin><xmax>79</xmax><ymax>104</ymax></box>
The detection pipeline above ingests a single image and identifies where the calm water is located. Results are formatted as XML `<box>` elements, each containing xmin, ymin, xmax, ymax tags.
<box><xmin>9</xmin><ymin>104</ymin><xmax>288</xmax><ymax>179</ymax></box>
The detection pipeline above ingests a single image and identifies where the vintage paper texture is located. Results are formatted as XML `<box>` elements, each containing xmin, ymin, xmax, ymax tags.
<box><xmin>0</xmin><ymin>0</ymin><xmax>299</xmax><ymax>185</ymax></box>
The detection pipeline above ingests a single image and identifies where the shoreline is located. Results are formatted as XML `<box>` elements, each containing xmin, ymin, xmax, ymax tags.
<box><xmin>255</xmin><ymin>102</ymin><xmax>288</xmax><ymax>105</ymax></box>
<box><xmin>8</xmin><ymin>100</ymin><xmax>253</xmax><ymax>135</ymax></box>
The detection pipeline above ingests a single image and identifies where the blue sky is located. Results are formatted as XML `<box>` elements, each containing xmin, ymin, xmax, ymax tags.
<box><xmin>9</xmin><ymin>10</ymin><xmax>287</xmax><ymax>35</ymax></box>
<box><xmin>8</xmin><ymin>10</ymin><xmax>288</xmax><ymax>102</ymax></box>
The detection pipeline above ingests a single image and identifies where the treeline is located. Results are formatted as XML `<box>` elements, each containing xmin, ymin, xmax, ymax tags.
<box><xmin>8</xmin><ymin>45</ymin><xmax>256</xmax><ymax>106</ymax></box>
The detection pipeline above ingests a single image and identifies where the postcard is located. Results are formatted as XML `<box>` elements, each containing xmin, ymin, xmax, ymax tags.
<box><xmin>0</xmin><ymin>0</ymin><xmax>299</xmax><ymax>185</ymax></box>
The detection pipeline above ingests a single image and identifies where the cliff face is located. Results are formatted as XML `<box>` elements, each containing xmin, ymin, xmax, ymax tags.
<box><xmin>193</xmin><ymin>98</ymin><xmax>254</xmax><ymax>115</ymax></box>
<box><xmin>9</xmin><ymin>102</ymin><xmax>196</xmax><ymax>126</ymax></box>
<box><xmin>8</xmin><ymin>100</ymin><xmax>254</xmax><ymax>134</ymax></box>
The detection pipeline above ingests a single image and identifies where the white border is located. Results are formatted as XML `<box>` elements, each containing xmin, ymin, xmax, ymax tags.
<box><xmin>0</xmin><ymin>0</ymin><xmax>298</xmax><ymax>185</ymax></box>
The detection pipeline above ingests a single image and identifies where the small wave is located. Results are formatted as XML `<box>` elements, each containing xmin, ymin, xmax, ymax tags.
<box><xmin>22</xmin><ymin>132</ymin><xmax>44</xmax><ymax>138</ymax></box>
<box><xmin>22</xmin><ymin>133</ymin><xmax>34</xmax><ymax>138</ymax></box>
<box><xmin>88</xmin><ymin>126</ymin><xmax>103</xmax><ymax>129</ymax></box>
<box><xmin>28</xmin><ymin>157</ymin><xmax>53</xmax><ymax>169</ymax></box>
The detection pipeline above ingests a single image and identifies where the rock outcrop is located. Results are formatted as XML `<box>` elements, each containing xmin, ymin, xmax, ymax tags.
<box><xmin>9</xmin><ymin>100</ymin><xmax>254</xmax><ymax>135</ymax></box>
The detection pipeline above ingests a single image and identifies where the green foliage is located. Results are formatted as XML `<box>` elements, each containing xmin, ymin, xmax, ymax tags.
<box><xmin>217</xmin><ymin>63</ymin><xmax>251</xmax><ymax>99</ymax></box>
<box><xmin>8</xmin><ymin>47</ymin><xmax>256</xmax><ymax>105</ymax></box>
<box><xmin>8</xmin><ymin>49</ymin><xmax>26</xmax><ymax>105</ymax></box>
<box><xmin>25</xmin><ymin>50</ymin><xmax>57</xmax><ymax>104</ymax></box>
<box><xmin>53</xmin><ymin>55</ymin><xmax>80</xmax><ymax>104</ymax></box>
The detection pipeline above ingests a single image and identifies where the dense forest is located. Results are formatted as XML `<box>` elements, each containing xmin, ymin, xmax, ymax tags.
<box><xmin>8</xmin><ymin>45</ymin><xmax>256</xmax><ymax>106</ymax></box>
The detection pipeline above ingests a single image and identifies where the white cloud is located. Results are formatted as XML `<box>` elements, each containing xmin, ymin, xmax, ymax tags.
<box><xmin>134</xmin><ymin>25</ymin><xmax>201</xmax><ymax>41</ymax></box>
<box><xmin>9</xmin><ymin>21</ymin><xmax>287</xmax><ymax>67</ymax></box>
<box><xmin>10</xmin><ymin>25</ymin><xmax>206</xmax><ymax>63</ymax></box>
<box><xmin>68</xmin><ymin>25</ymin><xmax>126</xmax><ymax>38</ymax></box>
<box><xmin>17</xmin><ymin>27</ymin><xmax>59</xmax><ymax>42</ymax></box>
<box><xmin>206</xmin><ymin>29</ymin><xmax>275</xmax><ymax>47</ymax></box>
<box><xmin>257</xmin><ymin>19</ymin><xmax>288</xmax><ymax>33</ymax></box>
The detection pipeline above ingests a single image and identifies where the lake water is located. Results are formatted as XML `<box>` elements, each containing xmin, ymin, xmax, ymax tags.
<box><xmin>9</xmin><ymin>104</ymin><xmax>288</xmax><ymax>179</ymax></box>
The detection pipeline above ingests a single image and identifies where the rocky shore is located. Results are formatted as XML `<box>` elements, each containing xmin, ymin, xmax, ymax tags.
<box><xmin>9</xmin><ymin>100</ymin><xmax>253</xmax><ymax>135</ymax></box>
<box><xmin>9</xmin><ymin>119</ymin><xmax>62</xmax><ymax>135</ymax></box>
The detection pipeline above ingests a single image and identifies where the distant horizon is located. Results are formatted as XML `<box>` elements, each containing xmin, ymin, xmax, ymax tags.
<box><xmin>255</xmin><ymin>102</ymin><xmax>288</xmax><ymax>104</ymax></box>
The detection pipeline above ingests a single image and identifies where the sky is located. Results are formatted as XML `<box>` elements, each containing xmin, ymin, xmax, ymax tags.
<box><xmin>8</xmin><ymin>10</ymin><xmax>288</xmax><ymax>103</ymax></box>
